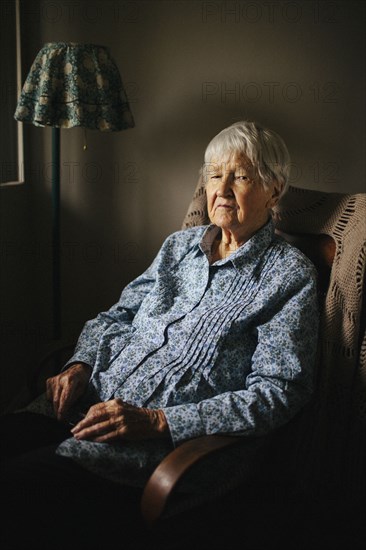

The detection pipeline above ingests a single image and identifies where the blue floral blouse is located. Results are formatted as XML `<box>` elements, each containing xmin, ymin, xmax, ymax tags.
<box><xmin>27</xmin><ymin>219</ymin><xmax>319</xmax><ymax>488</ymax></box>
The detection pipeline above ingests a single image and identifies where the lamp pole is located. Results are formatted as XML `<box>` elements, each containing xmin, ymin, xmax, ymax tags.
<box><xmin>51</xmin><ymin>127</ymin><xmax>61</xmax><ymax>340</ymax></box>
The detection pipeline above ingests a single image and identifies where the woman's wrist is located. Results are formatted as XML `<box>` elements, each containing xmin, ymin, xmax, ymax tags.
<box><xmin>67</xmin><ymin>362</ymin><xmax>92</xmax><ymax>376</ymax></box>
<box><xmin>148</xmin><ymin>408</ymin><xmax>169</xmax><ymax>438</ymax></box>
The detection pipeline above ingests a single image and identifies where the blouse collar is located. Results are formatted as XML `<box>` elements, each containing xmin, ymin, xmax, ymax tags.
<box><xmin>199</xmin><ymin>218</ymin><xmax>276</xmax><ymax>275</ymax></box>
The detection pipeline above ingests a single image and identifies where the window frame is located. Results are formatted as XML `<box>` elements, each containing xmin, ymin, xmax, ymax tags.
<box><xmin>1</xmin><ymin>0</ymin><xmax>24</xmax><ymax>187</ymax></box>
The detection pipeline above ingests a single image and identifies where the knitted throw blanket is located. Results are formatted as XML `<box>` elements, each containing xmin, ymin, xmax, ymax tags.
<box><xmin>182</xmin><ymin>180</ymin><xmax>366</xmax><ymax>504</ymax></box>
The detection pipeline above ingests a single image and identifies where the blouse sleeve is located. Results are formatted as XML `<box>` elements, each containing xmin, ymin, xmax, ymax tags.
<box><xmin>162</xmin><ymin>266</ymin><xmax>319</xmax><ymax>445</ymax></box>
<box><xmin>63</xmin><ymin>252</ymin><xmax>161</xmax><ymax>371</ymax></box>
<box><xmin>63</xmin><ymin>227</ymin><xmax>200</xmax><ymax>376</ymax></box>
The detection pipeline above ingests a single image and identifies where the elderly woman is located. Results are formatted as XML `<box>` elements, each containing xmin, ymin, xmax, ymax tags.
<box><xmin>0</xmin><ymin>121</ymin><xmax>318</xmax><ymax>548</ymax></box>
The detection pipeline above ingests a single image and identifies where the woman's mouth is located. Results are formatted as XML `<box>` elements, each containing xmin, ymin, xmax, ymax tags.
<box><xmin>216</xmin><ymin>203</ymin><xmax>235</xmax><ymax>210</ymax></box>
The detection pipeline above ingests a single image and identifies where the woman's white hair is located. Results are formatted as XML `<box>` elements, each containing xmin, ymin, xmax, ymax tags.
<box><xmin>202</xmin><ymin>120</ymin><xmax>291</xmax><ymax>198</ymax></box>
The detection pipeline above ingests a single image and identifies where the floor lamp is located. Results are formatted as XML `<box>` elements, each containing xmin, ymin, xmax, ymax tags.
<box><xmin>14</xmin><ymin>42</ymin><xmax>135</xmax><ymax>341</ymax></box>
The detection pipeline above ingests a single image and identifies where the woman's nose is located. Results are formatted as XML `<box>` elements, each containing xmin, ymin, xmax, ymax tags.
<box><xmin>216</xmin><ymin>176</ymin><xmax>233</xmax><ymax>196</ymax></box>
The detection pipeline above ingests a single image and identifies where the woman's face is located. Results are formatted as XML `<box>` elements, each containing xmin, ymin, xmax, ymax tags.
<box><xmin>205</xmin><ymin>153</ymin><xmax>279</xmax><ymax>240</ymax></box>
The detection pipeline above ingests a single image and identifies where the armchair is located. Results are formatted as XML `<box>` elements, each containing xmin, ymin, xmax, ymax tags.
<box><xmin>140</xmin><ymin>183</ymin><xmax>366</xmax><ymax>547</ymax></box>
<box><xmin>24</xmin><ymin>184</ymin><xmax>365</xmax><ymax>548</ymax></box>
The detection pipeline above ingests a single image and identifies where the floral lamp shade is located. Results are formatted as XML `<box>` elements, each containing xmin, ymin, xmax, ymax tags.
<box><xmin>14</xmin><ymin>42</ymin><xmax>135</xmax><ymax>131</ymax></box>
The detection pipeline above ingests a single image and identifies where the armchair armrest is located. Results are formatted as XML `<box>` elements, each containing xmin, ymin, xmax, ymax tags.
<box><xmin>140</xmin><ymin>434</ymin><xmax>240</xmax><ymax>527</ymax></box>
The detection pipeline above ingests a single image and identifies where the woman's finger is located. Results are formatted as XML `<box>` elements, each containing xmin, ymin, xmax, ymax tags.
<box><xmin>47</xmin><ymin>378</ymin><xmax>73</xmax><ymax>419</ymax></box>
<box><xmin>57</xmin><ymin>386</ymin><xmax>76</xmax><ymax>420</ymax></box>
<box><xmin>46</xmin><ymin>379</ymin><xmax>61</xmax><ymax>417</ymax></box>
<box><xmin>72</xmin><ymin>418</ymin><xmax>116</xmax><ymax>441</ymax></box>
<box><xmin>71</xmin><ymin>403</ymin><xmax>110</xmax><ymax>433</ymax></box>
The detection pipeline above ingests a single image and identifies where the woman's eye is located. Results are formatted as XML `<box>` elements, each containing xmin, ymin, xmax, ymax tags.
<box><xmin>235</xmin><ymin>175</ymin><xmax>248</xmax><ymax>181</ymax></box>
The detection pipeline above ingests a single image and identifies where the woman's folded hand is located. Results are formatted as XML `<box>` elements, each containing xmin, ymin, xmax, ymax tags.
<box><xmin>70</xmin><ymin>399</ymin><xmax>169</xmax><ymax>442</ymax></box>
<box><xmin>46</xmin><ymin>363</ymin><xmax>92</xmax><ymax>421</ymax></box>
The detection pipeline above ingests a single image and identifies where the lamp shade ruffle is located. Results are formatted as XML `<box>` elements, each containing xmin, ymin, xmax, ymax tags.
<box><xmin>14</xmin><ymin>42</ymin><xmax>135</xmax><ymax>131</ymax></box>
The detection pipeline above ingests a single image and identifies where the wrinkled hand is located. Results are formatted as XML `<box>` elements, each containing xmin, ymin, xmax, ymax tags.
<box><xmin>46</xmin><ymin>362</ymin><xmax>92</xmax><ymax>421</ymax></box>
<box><xmin>71</xmin><ymin>399</ymin><xmax>169</xmax><ymax>443</ymax></box>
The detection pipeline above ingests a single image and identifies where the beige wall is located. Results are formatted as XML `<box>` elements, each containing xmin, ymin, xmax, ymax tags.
<box><xmin>1</xmin><ymin>0</ymin><xmax>365</xmax><ymax>411</ymax></box>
